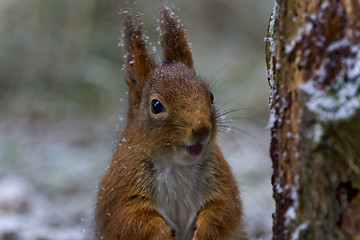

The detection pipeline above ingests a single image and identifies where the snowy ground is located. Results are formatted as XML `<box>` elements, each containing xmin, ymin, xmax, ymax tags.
<box><xmin>0</xmin><ymin>117</ymin><xmax>273</xmax><ymax>240</ymax></box>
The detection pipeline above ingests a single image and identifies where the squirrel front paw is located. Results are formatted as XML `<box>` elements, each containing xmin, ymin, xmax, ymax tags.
<box><xmin>192</xmin><ymin>224</ymin><xmax>219</xmax><ymax>240</ymax></box>
<box><xmin>148</xmin><ymin>224</ymin><xmax>176</xmax><ymax>240</ymax></box>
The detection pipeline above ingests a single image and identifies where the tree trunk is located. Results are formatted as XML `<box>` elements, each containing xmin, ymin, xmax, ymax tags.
<box><xmin>265</xmin><ymin>0</ymin><xmax>360</xmax><ymax>239</ymax></box>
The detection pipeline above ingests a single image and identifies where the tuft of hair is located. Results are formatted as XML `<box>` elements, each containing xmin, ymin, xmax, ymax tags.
<box><xmin>122</xmin><ymin>10</ymin><xmax>154</xmax><ymax>117</ymax></box>
<box><xmin>159</xmin><ymin>4</ymin><xmax>193</xmax><ymax>69</ymax></box>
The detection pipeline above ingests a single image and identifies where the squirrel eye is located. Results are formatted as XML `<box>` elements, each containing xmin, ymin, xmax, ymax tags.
<box><xmin>210</xmin><ymin>92</ymin><xmax>214</xmax><ymax>104</ymax></box>
<box><xmin>151</xmin><ymin>99</ymin><xmax>165</xmax><ymax>114</ymax></box>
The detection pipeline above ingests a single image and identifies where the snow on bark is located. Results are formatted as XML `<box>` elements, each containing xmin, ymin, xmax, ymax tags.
<box><xmin>267</xmin><ymin>0</ymin><xmax>360</xmax><ymax>239</ymax></box>
<box><xmin>300</xmin><ymin>38</ymin><xmax>360</xmax><ymax>122</ymax></box>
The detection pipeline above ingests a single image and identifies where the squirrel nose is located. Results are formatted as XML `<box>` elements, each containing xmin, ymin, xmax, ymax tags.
<box><xmin>191</xmin><ymin>123</ymin><xmax>210</xmax><ymax>142</ymax></box>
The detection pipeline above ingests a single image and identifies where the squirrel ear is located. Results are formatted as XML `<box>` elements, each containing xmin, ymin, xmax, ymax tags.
<box><xmin>159</xmin><ymin>4</ymin><xmax>194</xmax><ymax>69</ymax></box>
<box><xmin>123</xmin><ymin>11</ymin><xmax>154</xmax><ymax>108</ymax></box>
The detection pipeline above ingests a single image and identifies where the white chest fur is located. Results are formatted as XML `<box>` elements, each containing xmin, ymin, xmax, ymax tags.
<box><xmin>153</xmin><ymin>159</ymin><xmax>208</xmax><ymax>240</ymax></box>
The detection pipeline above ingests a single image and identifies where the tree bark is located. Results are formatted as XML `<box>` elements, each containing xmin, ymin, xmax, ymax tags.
<box><xmin>266</xmin><ymin>0</ymin><xmax>360</xmax><ymax>239</ymax></box>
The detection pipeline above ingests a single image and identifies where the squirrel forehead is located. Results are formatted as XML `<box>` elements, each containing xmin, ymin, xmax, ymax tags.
<box><xmin>145</xmin><ymin>63</ymin><xmax>209</xmax><ymax>100</ymax></box>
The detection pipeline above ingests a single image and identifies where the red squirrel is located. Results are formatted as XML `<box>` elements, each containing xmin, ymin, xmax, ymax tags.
<box><xmin>95</xmin><ymin>4</ymin><xmax>247</xmax><ymax>240</ymax></box>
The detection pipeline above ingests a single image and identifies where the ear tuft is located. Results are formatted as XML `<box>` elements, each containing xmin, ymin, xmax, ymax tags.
<box><xmin>122</xmin><ymin>10</ymin><xmax>154</xmax><ymax>111</ymax></box>
<box><xmin>159</xmin><ymin>4</ymin><xmax>194</xmax><ymax>68</ymax></box>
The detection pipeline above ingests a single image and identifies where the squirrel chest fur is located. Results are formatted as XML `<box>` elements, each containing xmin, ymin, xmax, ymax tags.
<box><xmin>154</xmin><ymin>155</ymin><xmax>212</xmax><ymax>240</ymax></box>
<box><xmin>95</xmin><ymin>4</ymin><xmax>247</xmax><ymax>240</ymax></box>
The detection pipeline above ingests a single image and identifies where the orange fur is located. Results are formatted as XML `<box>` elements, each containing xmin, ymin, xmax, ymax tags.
<box><xmin>95</xmin><ymin>5</ymin><xmax>247</xmax><ymax>240</ymax></box>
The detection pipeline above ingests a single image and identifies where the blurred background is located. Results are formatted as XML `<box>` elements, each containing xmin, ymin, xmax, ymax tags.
<box><xmin>0</xmin><ymin>0</ymin><xmax>273</xmax><ymax>239</ymax></box>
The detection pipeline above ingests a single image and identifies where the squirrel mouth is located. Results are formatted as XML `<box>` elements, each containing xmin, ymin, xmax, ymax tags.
<box><xmin>183</xmin><ymin>142</ymin><xmax>203</xmax><ymax>156</ymax></box>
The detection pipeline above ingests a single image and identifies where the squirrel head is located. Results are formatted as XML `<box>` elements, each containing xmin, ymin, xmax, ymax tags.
<box><xmin>121</xmin><ymin>5</ymin><xmax>217</xmax><ymax>165</ymax></box>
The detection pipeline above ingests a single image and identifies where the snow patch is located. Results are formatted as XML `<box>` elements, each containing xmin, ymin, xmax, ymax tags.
<box><xmin>0</xmin><ymin>176</ymin><xmax>30</xmax><ymax>213</ymax></box>
<box><xmin>320</xmin><ymin>1</ymin><xmax>330</xmax><ymax>10</ymax></box>
<box><xmin>285</xmin><ymin>22</ymin><xmax>313</xmax><ymax>54</ymax></box>
<box><xmin>301</xmin><ymin>43</ymin><xmax>360</xmax><ymax>121</ymax></box>
<box><xmin>285</xmin><ymin>205</ymin><xmax>296</xmax><ymax>220</ymax></box>
<box><xmin>301</xmin><ymin>74</ymin><xmax>360</xmax><ymax>121</ymax></box>
<box><xmin>265</xmin><ymin>1</ymin><xmax>280</xmax><ymax>80</ymax></box>
<box><xmin>291</xmin><ymin>221</ymin><xmax>310</xmax><ymax>240</ymax></box>
<box><xmin>284</xmin><ymin>177</ymin><xmax>299</xmax><ymax>228</ymax></box>
<box><xmin>347</xmin><ymin>45</ymin><xmax>360</xmax><ymax>79</ymax></box>
<box><xmin>313</xmin><ymin>123</ymin><xmax>323</xmax><ymax>143</ymax></box>
<box><xmin>267</xmin><ymin>107</ymin><xmax>276</xmax><ymax>129</ymax></box>
<box><xmin>327</xmin><ymin>38</ymin><xmax>349</xmax><ymax>52</ymax></box>
<box><xmin>267</xmin><ymin>1</ymin><xmax>279</xmax><ymax>43</ymax></box>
